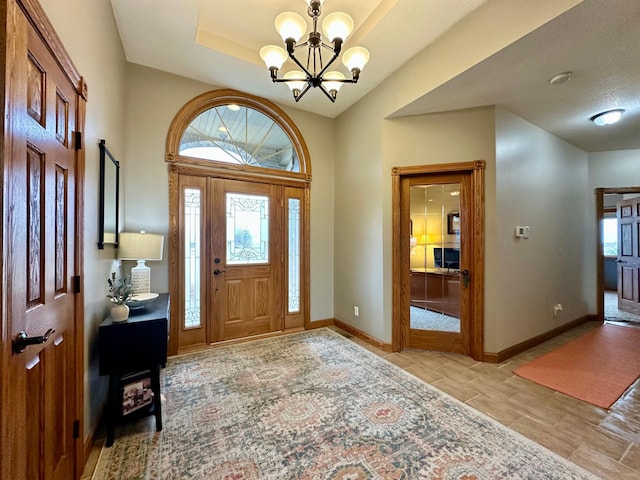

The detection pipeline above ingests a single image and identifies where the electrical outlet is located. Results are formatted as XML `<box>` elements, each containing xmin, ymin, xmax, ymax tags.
<box><xmin>553</xmin><ymin>303</ymin><xmax>563</xmax><ymax>316</ymax></box>
<box><xmin>354</xmin><ymin>306</ymin><xmax>359</xmax><ymax>317</ymax></box>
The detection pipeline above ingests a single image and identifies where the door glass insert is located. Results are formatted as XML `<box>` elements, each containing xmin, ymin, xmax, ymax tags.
<box><xmin>226</xmin><ymin>193</ymin><xmax>269</xmax><ymax>264</ymax></box>
<box><xmin>184</xmin><ymin>187</ymin><xmax>201</xmax><ymax>328</ymax></box>
<box><xmin>288</xmin><ymin>198</ymin><xmax>300</xmax><ymax>313</ymax></box>
<box><xmin>409</xmin><ymin>183</ymin><xmax>461</xmax><ymax>332</ymax></box>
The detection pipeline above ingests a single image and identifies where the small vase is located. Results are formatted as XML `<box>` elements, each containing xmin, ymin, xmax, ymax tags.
<box><xmin>111</xmin><ymin>304</ymin><xmax>130</xmax><ymax>322</ymax></box>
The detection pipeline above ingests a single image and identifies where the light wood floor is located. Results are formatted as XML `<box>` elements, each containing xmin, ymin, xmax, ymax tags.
<box><xmin>335</xmin><ymin>321</ymin><xmax>640</xmax><ymax>480</ymax></box>
<box><xmin>82</xmin><ymin>321</ymin><xmax>640</xmax><ymax>479</ymax></box>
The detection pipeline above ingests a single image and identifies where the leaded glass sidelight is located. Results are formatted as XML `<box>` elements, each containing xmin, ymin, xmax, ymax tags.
<box><xmin>226</xmin><ymin>193</ymin><xmax>269</xmax><ymax>264</ymax></box>
<box><xmin>288</xmin><ymin>198</ymin><xmax>300</xmax><ymax>313</ymax></box>
<box><xmin>179</xmin><ymin>104</ymin><xmax>300</xmax><ymax>172</ymax></box>
<box><xmin>184</xmin><ymin>188</ymin><xmax>201</xmax><ymax>329</ymax></box>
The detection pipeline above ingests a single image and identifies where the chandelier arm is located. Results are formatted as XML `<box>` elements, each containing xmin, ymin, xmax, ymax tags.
<box><xmin>294</xmin><ymin>83</ymin><xmax>313</xmax><ymax>102</ymax></box>
<box><xmin>287</xmin><ymin>51</ymin><xmax>314</xmax><ymax>79</ymax></box>
<box><xmin>317</xmin><ymin>52</ymin><xmax>340</xmax><ymax>78</ymax></box>
<box><xmin>318</xmin><ymin>83</ymin><xmax>337</xmax><ymax>103</ymax></box>
<box><xmin>316</xmin><ymin>39</ymin><xmax>342</xmax><ymax>78</ymax></box>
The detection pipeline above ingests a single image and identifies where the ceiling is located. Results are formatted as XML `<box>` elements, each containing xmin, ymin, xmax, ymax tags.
<box><xmin>111</xmin><ymin>0</ymin><xmax>640</xmax><ymax>153</ymax></box>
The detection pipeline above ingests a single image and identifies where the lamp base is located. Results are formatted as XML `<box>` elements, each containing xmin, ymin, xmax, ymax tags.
<box><xmin>130</xmin><ymin>259</ymin><xmax>150</xmax><ymax>294</ymax></box>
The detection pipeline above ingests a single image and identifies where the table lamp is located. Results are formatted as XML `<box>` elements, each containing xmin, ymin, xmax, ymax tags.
<box><xmin>118</xmin><ymin>231</ymin><xmax>164</xmax><ymax>294</ymax></box>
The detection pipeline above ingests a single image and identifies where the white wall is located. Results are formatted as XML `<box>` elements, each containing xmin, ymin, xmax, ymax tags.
<box><xmin>588</xmin><ymin>150</ymin><xmax>640</xmax><ymax>188</ymax></box>
<box><xmin>39</xmin><ymin>0</ymin><xmax>127</xmax><ymax>439</ymax></box>
<box><xmin>123</xmin><ymin>64</ymin><xmax>336</xmax><ymax>321</ymax></box>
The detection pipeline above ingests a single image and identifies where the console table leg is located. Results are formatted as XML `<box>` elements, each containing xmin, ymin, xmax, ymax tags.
<box><xmin>105</xmin><ymin>374</ymin><xmax>119</xmax><ymax>447</ymax></box>
<box><xmin>151</xmin><ymin>365</ymin><xmax>163</xmax><ymax>431</ymax></box>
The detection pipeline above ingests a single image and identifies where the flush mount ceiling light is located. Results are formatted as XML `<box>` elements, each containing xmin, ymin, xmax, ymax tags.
<box><xmin>548</xmin><ymin>71</ymin><xmax>572</xmax><ymax>85</ymax></box>
<box><xmin>590</xmin><ymin>109</ymin><xmax>625</xmax><ymax>126</ymax></box>
<box><xmin>259</xmin><ymin>0</ymin><xmax>370</xmax><ymax>103</ymax></box>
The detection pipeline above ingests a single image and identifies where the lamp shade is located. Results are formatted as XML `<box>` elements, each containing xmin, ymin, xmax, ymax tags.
<box><xmin>275</xmin><ymin>12</ymin><xmax>307</xmax><ymax>42</ymax></box>
<box><xmin>322</xmin><ymin>71</ymin><xmax>345</xmax><ymax>93</ymax></box>
<box><xmin>283</xmin><ymin>70</ymin><xmax>307</xmax><ymax>92</ymax></box>
<box><xmin>322</xmin><ymin>12</ymin><xmax>353</xmax><ymax>42</ymax></box>
<box><xmin>259</xmin><ymin>45</ymin><xmax>288</xmax><ymax>69</ymax></box>
<box><xmin>118</xmin><ymin>232</ymin><xmax>164</xmax><ymax>261</ymax></box>
<box><xmin>418</xmin><ymin>234</ymin><xmax>432</xmax><ymax>245</ymax></box>
<box><xmin>342</xmin><ymin>46</ymin><xmax>370</xmax><ymax>71</ymax></box>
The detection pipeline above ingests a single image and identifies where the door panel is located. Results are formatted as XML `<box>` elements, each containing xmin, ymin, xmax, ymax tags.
<box><xmin>405</xmin><ymin>173</ymin><xmax>471</xmax><ymax>354</ymax></box>
<box><xmin>212</xmin><ymin>179</ymin><xmax>282</xmax><ymax>342</ymax></box>
<box><xmin>4</xmin><ymin>5</ymin><xmax>79</xmax><ymax>479</ymax></box>
<box><xmin>618</xmin><ymin>197</ymin><xmax>640</xmax><ymax>315</ymax></box>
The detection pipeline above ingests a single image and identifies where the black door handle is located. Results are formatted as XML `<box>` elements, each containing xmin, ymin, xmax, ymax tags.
<box><xmin>13</xmin><ymin>328</ymin><xmax>55</xmax><ymax>354</ymax></box>
<box><xmin>461</xmin><ymin>269</ymin><xmax>470</xmax><ymax>287</ymax></box>
<box><xmin>213</xmin><ymin>269</ymin><xmax>226</xmax><ymax>276</ymax></box>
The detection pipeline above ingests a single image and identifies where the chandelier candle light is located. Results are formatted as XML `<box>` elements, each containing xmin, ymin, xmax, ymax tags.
<box><xmin>118</xmin><ymin>231</ymin><xmax>164</xmax><ymax>294</ymax></box>
<box><xmin>260</xmin><ymin>0</ymin><xmax>370</xmax><ymax>102</ymax></box>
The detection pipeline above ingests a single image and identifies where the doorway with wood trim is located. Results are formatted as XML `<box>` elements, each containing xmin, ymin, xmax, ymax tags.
<box><xmin>165</xmin><ymin>90</ymin><xmax>311</xmax><ymax>355</ymax></box>
<box><xmin>596</xmin><ymin>187</ymin><xmax>640</xmax><ymax>326</ymax></box>
<box><xmin>1</xmin><ymin>1</ymin><xmax>86</xmax><ymax>478</ymax></box>
<box><xmin>392</xmin><ymin>162</ymin><xmax>485</xmax><ymax>360</ymax></box>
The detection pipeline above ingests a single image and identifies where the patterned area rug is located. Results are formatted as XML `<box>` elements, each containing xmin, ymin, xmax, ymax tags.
<box><xmin>93</xmin><ymin>329</ymin><xmax>597</xmax><ymax>479</ymax></box>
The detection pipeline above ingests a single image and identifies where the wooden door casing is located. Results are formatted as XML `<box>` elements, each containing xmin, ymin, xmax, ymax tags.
<box><xmin>172</xmin><ymin>172</ymin><xmax>306</xmax><ymax>352</ymax></box>
<box><xmin>1</xmin><ymin>1</ymin><xmax>86</xmax><ymax>479</ymax></box>
<box><xmin>391</xmin><ymin>161</ymin><xmax>485</xmax><ymax>359</ymax></box>
<box><xmin>618</xmin><ymin>197</ymin><xmax>640</xmax><ymax>315</ymax></box>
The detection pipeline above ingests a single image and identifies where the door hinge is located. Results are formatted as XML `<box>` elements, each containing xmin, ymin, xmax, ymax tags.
<box><xmin>73</xmin><ymin>420</ymin><xmax>80</xmax><ymax>439</ymax></box>
<box><xmin>73</xmin><ymin>131</ymin><xmax>82</xmax><ymax>150</ymax></box>
<box><xmin>72</xmin><ymin>275</ymin><xmax>81</xmax><ymax>294</ymax></box>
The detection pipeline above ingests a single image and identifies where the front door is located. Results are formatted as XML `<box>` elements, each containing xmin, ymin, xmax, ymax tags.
<box><xmin>176</xmin><ymin>174</ymin><xmax>305</xmax><ymax>350</ymax></box>
<box><xmin>617</xmin><ymin>197</ymin><xmax>640</xmax><ymax>315</ymax></box>
<box><xmin>2</xmin><ymin>3</ymin><xmax>82</xmax><ymax>479</ymax></box>
<box><xmin>211</xmin><ymin>179</ymin><xmax>282</xmax><ymax>341</ymax></box>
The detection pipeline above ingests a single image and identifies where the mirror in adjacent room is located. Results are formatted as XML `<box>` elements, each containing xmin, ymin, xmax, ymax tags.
<box><xmin>98</xmin><ymin>139</ymin><xmax>120</xmax><ymax>249</ymax></box>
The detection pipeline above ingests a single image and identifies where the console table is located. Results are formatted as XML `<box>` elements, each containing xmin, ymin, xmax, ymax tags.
<box><xmin>99</xmin><ymin>293</ymin><xmax>169</xmax><ymax>447</ymax></box>
<box><xmin>410</xmin><ymin>270</ymin><xmax>460</xmax><ymax>317</ymax></box>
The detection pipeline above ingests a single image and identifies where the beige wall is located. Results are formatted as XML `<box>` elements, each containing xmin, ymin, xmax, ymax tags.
<box><xmin>39</xmin><ymin>0</ymin><xmax>127</xmax><ymax>439</ymax></box>
<box><xmin>331</xmin><ymin>0</ymin><xmax>584</xmax><ymax>345</ymax></box>
<box><xmin>493</xmin><ymin>107</ymin><xmax>590</xmax><ymax>352</ymax></box>
<box><xmin>335</xmin><ymin>100</ymin><xmax>496</xmax><ymax>342</ymax></box>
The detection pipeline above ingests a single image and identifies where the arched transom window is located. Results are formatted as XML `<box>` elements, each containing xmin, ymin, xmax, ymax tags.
<box><xmin>166</xmin><ymin>89</ymin><xmax>311</xmax><ymax>180</ymax></box>
<box><xmin>180</xmin><ymin>104</ymin><xmax>300</xmax><ymax>172</ymax></box>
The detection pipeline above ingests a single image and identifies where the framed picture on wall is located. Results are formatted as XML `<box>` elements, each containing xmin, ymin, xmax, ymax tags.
<box><xmin>447</xmin><ymin>212</ymin><xmax>460</xmax><ymax>234</ymax></box>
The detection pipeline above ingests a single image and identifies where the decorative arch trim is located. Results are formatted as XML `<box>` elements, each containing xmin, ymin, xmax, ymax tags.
<box><xmin>166</xmin><ymin>89</ymin><xmax>311</xmax><ymax>182</ymax></box>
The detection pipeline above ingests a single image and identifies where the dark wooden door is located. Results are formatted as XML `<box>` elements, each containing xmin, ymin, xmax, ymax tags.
<box><xmin>2</xmin><ymin>1</ymin><xmax>82</xmax><ymax>478</ymax></box>
<box><xmin>617</xmin><ymin>197</ymin><xmax>640</xmax><ymax>315</ymax></box>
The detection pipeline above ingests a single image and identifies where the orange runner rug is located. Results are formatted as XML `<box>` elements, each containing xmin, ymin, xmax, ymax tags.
<box><xmin>514</xmin><ymin>324</ymin><xmax>640</xmax><ymax>408</ymax></box>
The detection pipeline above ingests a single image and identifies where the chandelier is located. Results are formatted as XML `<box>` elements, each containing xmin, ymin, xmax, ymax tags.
<box><xmin>259</xmin><ymin>0</ymin><xmax>370</xmax><ymax>103</ymax></box>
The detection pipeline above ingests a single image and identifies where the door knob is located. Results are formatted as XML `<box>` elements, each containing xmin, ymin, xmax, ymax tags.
<box><xmin>213</xmin><ymin>269</ymin><xmax>226</xmax><ymax>276</ymax></box>
<box><xmin>13</xmin><ymin>328</ymin><xmax>55</xmax><ymax>354</ymax></box>
<box><xmin>461</xmin><ymin>269</ymin><xmax>471</xmax><ymax>288</ymax></box>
